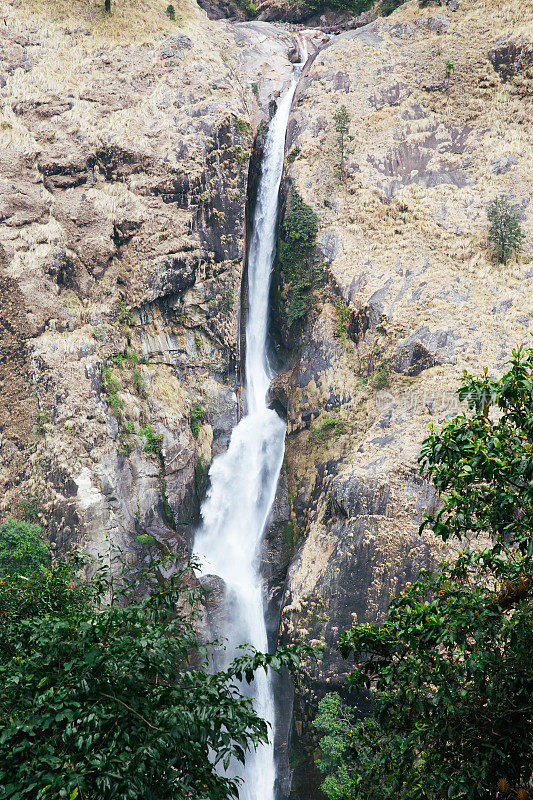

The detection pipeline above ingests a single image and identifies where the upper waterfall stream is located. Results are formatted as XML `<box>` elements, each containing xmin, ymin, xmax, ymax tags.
<box><xmin>193</xmin><ymin>38</ymin><xmax>307</xmax><ymax>800</ymax></box>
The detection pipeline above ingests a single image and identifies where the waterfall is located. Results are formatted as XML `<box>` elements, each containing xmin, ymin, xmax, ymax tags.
<box><xmin>193</xmin><ymin>37</ymin><xmax>307</xmax><ymax>800</ymax></box>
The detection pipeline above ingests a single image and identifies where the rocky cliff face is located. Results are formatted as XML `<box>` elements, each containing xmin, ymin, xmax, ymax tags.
<box><xmin>0</xmin><ymin>0</ymin><xmax>532</xmax><ymax>796</ymax></box>
<box><xmin>0</xmin><ymin>0</ymin><xmax>297</xmax><ymax>564</ymax></box>
<box><xmin>270</xmin><ymin>1</ymin><xmax>532</xmax><ymax>788</ymax></box>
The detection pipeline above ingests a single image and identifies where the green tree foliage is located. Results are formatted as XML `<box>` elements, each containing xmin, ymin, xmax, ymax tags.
<box><xmin>0</xmin><ymin>549</ymin><xmax>309</xmax><ymax>799</ymax></box>
<box><xmin>487</xmin><ymin>194</ymin><xmax>526</xmax><ymax>264</ymax></box>
<box><xmin>333</xmin><ymin>105</ymin><xmax>351</xmax><ymax>181</ymax></box>
<box><xmin>380</xmin><ymin>0</ymin><xmax>404</xmax><ymax>14</ymax></box>
<box><xmin>316</xmin><ymin>345</ymin><xmax>533</xmax><ymax>800</ymax></box>
<box><xmin>190</xmin><ymin>404</ymin><xmax>204</xmax><ymax>439</ymax></box>
<box><xmin>0</xmin><ymin>517</ymin><xmax>50</xmax><ymax>576</ymax></box>
<box><xmin>276</xmin><ymin>185</ymin><xmax>323</xmax><ymax>329</ymax></box>
<box><xmin>313</xmin><ymin>693</ymin><xmax>356</xmax><ymax>800</ymax></box>
<box><xmin>289</xmin><ymin>0</ymin><xmax>373</xmax><ymax>16</ymax></box>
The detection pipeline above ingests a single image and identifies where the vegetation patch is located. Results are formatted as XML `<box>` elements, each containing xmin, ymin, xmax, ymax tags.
<box><xmin>288</xmin><ymin>0</ymin><xmax>373</xmax><ymax>16</ymax></box>
<box><xmin>231</xmin><ymin>145</ymin><xmax>250</xmax><ymax>165</ymax></box>
<box><xmin>101</xmin><ymin>366</ymin><xmax>124</xmax><ymax>417</ymax></box>
<box><xmin>34</xmin><ymin>412</ymin><xmax>49</xmax><ymax>437</ymax></box>
<box><xmin>19</xmin><ymin>498</ymin><xmax>42</xmax><ymax>524</ymax></box>
<box><xmin>190</xmin><ymin>404</ymin><xmax>204</xmax><ymax>439</ymax></box>
<box><xmin>276</xmin><ymin>185</ymin><xmax>324</xmax><ymax>330</ymax></box>
<box><xmin>371</xmin><ymin>364</ymin><xmax>389</xmax><ymax>390</ymax></box>
<box><xmin>379</xmin><ymin>0</ymin><xmax>404</xmax><ymax>15</ymax></box>
<box><xmin>334</xmin><ymin>296</ymin><xmax>351</xmax><ymax>342</ymax></box>
<box><xmin>234</xmin><ymin>117</ymin><xmax>251</xmax><ymax>136</ymax></box>
<box><xmin>118</xmin><ymin>299</ymin><xmax>134</xmax><ymax>326</ymax></box>
<box><xmin>309</xmin><ymin>414</ymin><xmax>346</xmax><ymax>448</ymax></box>
<box><xmin>0</xmin><ymin>517</ymin><xmax>50</xmax><ymax>575</ymax></box>
<box><xmin>487</xmin><ymin>194</ymin><xmax>525</xmax><ymax>264</ymax></box>
<box><xmin>333</xmin><ymin>105</ymin><xmax>351</xmax><ymax>181</ymax></box>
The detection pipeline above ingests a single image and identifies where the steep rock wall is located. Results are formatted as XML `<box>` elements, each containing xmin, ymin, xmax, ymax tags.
<box><xmin>272</xmin><ymin>0</ymin><xmax>532</xmax><ymax>782</ymax></box>
<box><xmin>0</xmin><ymin>0</ymin><xmax>296</xmax><ymax>564</ymax></box>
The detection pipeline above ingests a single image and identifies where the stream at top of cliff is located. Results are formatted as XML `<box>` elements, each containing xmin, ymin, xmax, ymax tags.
<box><xmin>193</xmin><ymin>35</ymin><xmax>308</xmax><ymax>800</ymax></box>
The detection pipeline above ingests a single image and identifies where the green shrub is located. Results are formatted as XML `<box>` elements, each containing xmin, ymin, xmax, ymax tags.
<box><xmin>380</xmin><ymin>0</ymin><xmax>404</xmax><ymax>15</ymax></box>
<box><xmin>231</xmin><ymin>145</ymin><xmax>249</xmax><ymax>165</ymax></box>
<box><xmin>101</xmin><ymin>366</ymin><xmax>124</xmax><ymax>416</ymax></box>
<box><xmin>117</xmin><ymin>440</ymin><xmax>134</xmax><ymax>458</ymax></box>
<box><xmin>166</xmin><ymin>3</ymin><xmax>176</xmax><ymax>19</ymax></box>
<box><xmin>372</xmin><ymin>365</ymin><xmax>389</xmax><ymax>389</ymax></box>
<box><xmin>132</xmin><ymin>368</ymin><xmax>146</xmax><ymax>398</ymax></box>
<box><xmin>190</xmin><ymin>404</ymin><xmax>204</xmax><ymax>439</ymax></box>
<box><xmin>0</xmin><ymin>517</ymin><xmax>50</xmax><ymax>576</ymax></box>
<box><xmin>136</xmin><ymin>533</ymin><xmax>156</xmax><ymax>546</ymax></box>
<box><xmin>334</xmin><ymin>296</ymin><xmax>351</xmax><ymax>341</ymax></box>
<box><xmin>310</xmin><ymin>415</ymin><xmax>346</xmax><ymax>447</ymax></box>
<box><xmin>282</xmin><ymin>187</ymin><xmax>318</xmax><ymax>250</ymax></box>
<box><xmin>140</xmin><ymin>424</ymin><xmax>164</xmax><ymax>456</ymax></box>
<box><xmin>234</xmin><ymin>117</ymin><xmax>250</xmax><ymax>136</ymax></box>
<box><xmin>287</xmin><ymin>147</ymin><xmax>301</xmax><ymax>164</ymax></box>
<box><xmin>237</xmin><ymin>0</ymin><xmax>258</xmax><ymax>15</ymax></box>
<box><xmin>92</xmin><ymin>325</ymin><xmax>106</xmax><ymax>341</ymax></box>
<box><xmin>101</xmin><ymin>366</ymin><xmax>120</xmax><ymax>396</ymax></box>
<box><xmin>34</xmin><ymin>412</ymin><xmax>49</xmax><ymax>436</ymax></box>
<box><xmin>125</xmin><ymin>347</ymin><xmax>140</xmax><ymax>366</ymax></box>
<box><xmin>19</xmin><ymin>498</ymin><xmax>42</xmax><ymax>523</ymax></box>
<box><xmin>118</xmin><ymin>299</ymin><xmax>134</xmax><ymax>326</ymax></box>
<box><xmin>487</xmin><ymin>194</ymin><xmax>525</xmax><ymax>264</ymax></box>
<box><xmin>445</xmin><ymin>59</ymin><xmax>455</xmax><ymax>77</ymax></box>
<box><xmin>277</xmin><ymin>185</ymin><xmax>323</xmax><ymax>329</ymax></box>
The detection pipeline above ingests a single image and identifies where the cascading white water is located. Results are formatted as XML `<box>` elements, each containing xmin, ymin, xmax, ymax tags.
<box><xmin>193</xmin><ymin>38</ymin><xmax>307</xmax><ymax>800</ymax></box>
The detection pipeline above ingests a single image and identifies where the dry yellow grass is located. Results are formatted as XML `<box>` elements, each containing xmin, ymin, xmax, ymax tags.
<box><xmin>6</xmin><ymin>0</ymin><xmax>204</xmax><ymax>45</ymax></box>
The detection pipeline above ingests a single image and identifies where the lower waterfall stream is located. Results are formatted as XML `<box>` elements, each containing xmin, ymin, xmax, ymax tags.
<box><xmin>193</xmin><ymin>38</ymin><xmax>308</xmax><ymax>800</ymax></box>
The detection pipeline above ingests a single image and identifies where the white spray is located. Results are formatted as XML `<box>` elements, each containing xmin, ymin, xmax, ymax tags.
<box><xmin>194</xmin><ymin>37</ymin><xmax>308</xmax><ymax>800</ymax></box>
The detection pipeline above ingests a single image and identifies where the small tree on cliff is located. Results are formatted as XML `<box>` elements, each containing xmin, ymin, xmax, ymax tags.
<box><xmin>487</xmin><ymin>194</ymin><xmax>525</xmax><ymax>264</ymax></box>
<box><xmin>315</xmin><ymin>344</ymin><xmax>533</xmax><ymax>800</ymax></box>
<box><xmin>333</xmin><ymin>105</ymin><xmax>351</xmax><ymax>181</ymax></box>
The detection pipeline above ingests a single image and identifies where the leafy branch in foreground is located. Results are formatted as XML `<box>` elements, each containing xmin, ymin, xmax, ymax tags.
<box><xmin>0</xmin><ymin>548</ymin><xmax>311</xmax><ymax>800</ymax></box>
<box><xmin>316</xmin><ymin>344</ymin><xmax>533</xmax><ymax>800</ymax></box>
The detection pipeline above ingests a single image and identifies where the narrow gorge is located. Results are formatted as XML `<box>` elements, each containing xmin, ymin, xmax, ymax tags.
<box><xmin>0</xmin><ymin>0</ymin><xmax>531</xmax><ymax>797</ymax></box>
<box><xmin>194</xmin><ymin>38</ymin><xmax>307</xmax><ymax>799</ymax></box>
